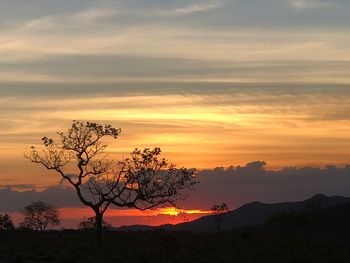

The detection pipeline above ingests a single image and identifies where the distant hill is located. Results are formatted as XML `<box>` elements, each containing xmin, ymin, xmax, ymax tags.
<box><xmin>116</xmin><ymin>194</ymin><xmax>350</xmax><ymax>232</ymax></box>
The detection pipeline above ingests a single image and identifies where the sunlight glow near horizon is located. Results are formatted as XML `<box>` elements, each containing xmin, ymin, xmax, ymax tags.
<box><xmin>6</xmin><ymin>207</ymin><xmax>214</xmax><ymax>228</ymax></box>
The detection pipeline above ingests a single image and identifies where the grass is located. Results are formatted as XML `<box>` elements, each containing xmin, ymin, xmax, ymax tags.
<box><xmin>1</xmin><ymin>229</ymin><xmax>350</xmax><ymax>263</ymax></box>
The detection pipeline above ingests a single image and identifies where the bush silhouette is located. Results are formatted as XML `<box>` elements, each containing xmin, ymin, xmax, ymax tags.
<box><xmin>78</xmin><ymin>217</ymin><xmax>112</xmax><ymax>231</ymax></box>
<box><xmin>0</xmin><ymin>214</ymin><xmax>15</xmax><ymax>231</ymax></box>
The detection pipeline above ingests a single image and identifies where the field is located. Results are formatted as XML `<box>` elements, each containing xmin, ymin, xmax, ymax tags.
<box><xmin>1</xmin><ymin>229</ymin><xmax>350</xmax><ymax>263</ymax></box>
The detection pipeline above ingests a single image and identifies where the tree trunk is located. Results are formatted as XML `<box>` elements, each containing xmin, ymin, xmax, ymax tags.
<box><xmin>95</xmin><ymin>211</ymin><xmax>103</xmax><ymax>247</ymax></box>
<box><xmin>215</xmin><ymin>216</ymin><xmax>222</xmax><ymax>233</ymax></box>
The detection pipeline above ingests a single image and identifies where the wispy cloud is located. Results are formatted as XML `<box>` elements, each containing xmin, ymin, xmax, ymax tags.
<box><xmin>155</xmin><ymin>0</ymin><xmax>226</xmax><ymax>16</ymax></box>
<box><xmin>71</xmin><ymin>7</ymin><xmax>120</xmax><ymax>21</ymax></box>
<box><xmin>23</xmin><ymin>16</ymin><xmax>55</xmax><ymax>30</ymax></box>
<box><xmin>0</xmin><ymin>0</ymin><xmax>348</xmax><ymax>66</ymax></box>
<box><xmin>2</xmin><ymin>23</ymin><xmax>350</xmax><ymax>65</ymax></box>
<box><xmin>290</xmin><ymin>0</ymin><xmax>336</xmax><ymax>9</ymax></box>
<box><xmin>22</xmin><ymin>7</ymin><xmax>120</xmax><ymax>31</ymax></box>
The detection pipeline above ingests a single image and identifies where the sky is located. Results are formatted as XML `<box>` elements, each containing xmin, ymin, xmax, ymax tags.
<box><xmin>1</xmin><ymin>0</ymin><xmax>350</xmax><ymax>227</ymax></box>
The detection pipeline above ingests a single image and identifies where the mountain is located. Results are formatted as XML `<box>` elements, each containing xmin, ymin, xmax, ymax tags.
<box><xmin>116</xmin><ymin>194</ymin><xmax>350</xmax><ymax>232</ymax></box>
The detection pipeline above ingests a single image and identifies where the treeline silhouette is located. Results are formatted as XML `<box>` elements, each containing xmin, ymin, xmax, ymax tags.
<box><xmin>0</xmin><ymin>201</ymin><xmax>113</xmax><ymax>232</ymax></box>
<box><xmin>3</xmin><ymin>194</ymin><xmax>350</xmax><ymax>262</ymax></box>
<box><xmin>2</xmin><ymin>202</ymin><xmax>350</xmax><ymax>262</ymax></box>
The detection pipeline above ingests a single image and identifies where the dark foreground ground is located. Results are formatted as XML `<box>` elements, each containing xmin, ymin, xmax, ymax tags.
<box><xmin>1</xmin><ymin>229</ymin><xmax>350</xmax><ymax>263</ymax></box>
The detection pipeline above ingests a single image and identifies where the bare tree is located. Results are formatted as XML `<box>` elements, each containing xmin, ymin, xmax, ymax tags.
<box><xmin>0</xmin><ymin>214</ymin><xmax>15</xmax><ymax>231</ymax></box>
<box><xmin>211</xmin><ymin>203</ymin><xmax>229</xmax><ymax>232</ymax></box>
<box><xmin>79</xmin><ymin>217</ymin><xmax>112</xmax><ymax>231</ymax></box>
<box><xmin>26</xmin><ymin>121</ymin><xmax>197</xmax><ymax>245</ymax></box>
<box><xmin>20</xmin><ymin>201</ymin><xmax>60</xmax><ymax>231</ymax></box>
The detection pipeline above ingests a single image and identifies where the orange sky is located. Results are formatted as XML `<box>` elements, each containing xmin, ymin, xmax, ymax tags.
<box><xmin>1</xmin><ymin>85</ymin><xmax>350</xmax><ymax>188</ymax></box>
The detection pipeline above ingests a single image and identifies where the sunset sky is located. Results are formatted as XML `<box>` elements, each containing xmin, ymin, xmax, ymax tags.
<box><xmin>1</xmin><ymin>0</ymin><xmax>350</xmax><ymax>228</ymax></box>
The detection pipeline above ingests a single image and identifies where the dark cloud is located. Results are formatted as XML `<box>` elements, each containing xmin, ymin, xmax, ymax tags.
<box><xmin>1</xmin><ymin>73</ymin><xmax>349</xmax><ymax>99</ymax></box>
<box><xmin>178</xmin><ymin>162</ymin><xmax>350</xmax><ymax>209</ymax></box>
<box><xmin>0</xmin><ymin>184</ymin><xmax>36</xmax><ymax>190</ymax></box>
<box><xmin>3</xmin><ymin>162</ymin><xmax>350</xmax><ymax>212</ymax></box>
<box><xmin>0</xmin><ymin>186</ymin><xmax>79</xmax><ymax>212</ymax></box>
<box><xmin>2</xmin><ymin>57</ymin><xmax>350</xmax><ymax>85</ymax></box>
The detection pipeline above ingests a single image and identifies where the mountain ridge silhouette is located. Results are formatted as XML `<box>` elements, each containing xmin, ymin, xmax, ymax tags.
<box><xmin>116</xmin><ymin>194</ymin><xmax>350</xmax><ymax>232</ymax></box>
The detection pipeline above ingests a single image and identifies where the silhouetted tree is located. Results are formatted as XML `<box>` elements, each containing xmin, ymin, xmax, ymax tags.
<box><xmin>304</xmin><ymin>194</ymin><xmax>326</xmax><ymax>230</ymax></box>
<box><xmin>211</xmin><ymin>203</ymin><xmax>229</xmax><ymax>232</ymax></box>
<box><xmin>79</xmin><ymin>217</ymin><xmax>112</xmax><ymax>231</ymax></box>
<box><xmin>20</xmin><ymin>201</ymin><xmax>60</xmax><ymax>231</ymax></box>
<box><xmin>304</xmin><ymin>194</ymin><xmax>324</xmax><ymax>216</ymax></box>
<box><xmin>26</xmin><ymin>121</ymin><xmax>197</xmax><ymax>245</ymax></box>
<box><xmin>0</xmin><ymin>214</ymin><xmax>15</xmax><ymax>231</ymax></box>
